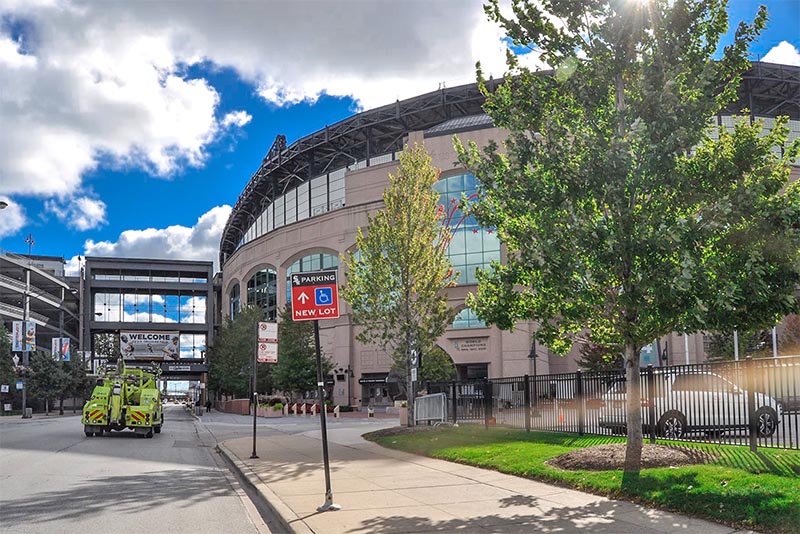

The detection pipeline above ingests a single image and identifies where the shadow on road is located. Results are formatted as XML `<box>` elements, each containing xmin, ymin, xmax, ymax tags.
<box><xmin>0</xmin><ymin>469</ymin><xmax>231</xmax><ymax>527</ymax></box>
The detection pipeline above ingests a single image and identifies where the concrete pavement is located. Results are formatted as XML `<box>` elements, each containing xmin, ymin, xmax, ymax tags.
<box><xmin>207</xmin><ymin>415</ymin><xmax>758</xmax><ymax>534</ymax></box>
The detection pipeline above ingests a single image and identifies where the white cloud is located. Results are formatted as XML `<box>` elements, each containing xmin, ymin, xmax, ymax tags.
<box><xmin>80</xmin><ymin>205</ymin><xmax>231</xmax><ymax>271</ymax></box>
<box><xmin>0</xmin><ymin>1</ymin><xmax>518</xmax><ymax>201</ymax></box>
<box><xmin>221</xmin><ymin>110</ymin><xmax>252</xmax><ymax>129</ymax></box>
<box><xmin>45</xmin><ymin>195</ymin><xmax>107</xmax><ymax>231</ymax></box>
<box><xmin>762</xmin><ymin>41</ymin><xmax>800</xmax><ymax>67</ymax></box>
<box><xmin>0</xmin><ymin>197</ymin><xmax>26</xmax><ymax>238</ymax></box>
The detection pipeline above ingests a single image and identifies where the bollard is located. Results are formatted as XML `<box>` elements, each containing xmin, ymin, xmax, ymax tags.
<box><xmin>283</xmin><ymin>404</ymin><xmax>289</xmax><ymax>416</ymax></box>
<box><xmin>301</xmin><ymin>403</ymin><xmax>307</xmax><ymax>416</ymax></box>
<box><xmin>311</xmin><ymin>403</ymin><xmax>318</xmax><ymax>416</ymax></box>
<box><xmin>367</xmin><ymin>407</ymin><xmax>374</xmax><ymax>418</ymax></box>
<box><xmin>333</xmin><ymin>405</ymin><xmax>340</xmax><ymax>419</ymax></box>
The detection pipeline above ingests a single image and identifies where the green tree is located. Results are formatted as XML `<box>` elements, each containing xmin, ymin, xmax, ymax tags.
<box><xmin>576</xmin><ymin>341</ymin><xmax>623</xmax><ymax>372</ymax></box>
<box><xmin>779</xmin><ymin>314</ymin><xmax>800</xmax><ymax>355</ymax></box>
<box><xmin>419</xmin><ymin>347</ymin><xmax>457</xmax><ymax>383</ymax></box>
<box><xmin>458</xmin><ymin>0</ymin><xmax>799</xmax><ymax>477</ymax></box>
<box><xmin>342</xmin><ymin>144</ymin><xmax>458</xmax><ymax>425</ymax></box>
<box><xmin>61</xmin><ymin>359</ymin><xmax>92</xmax><ymax>414</ymax></box>
<box><xmin>706</xmin><ymin>328</ymin><xmax>772</xmax><ymax>361</ymax></box>
<box><xmin>272</xmin><ymin>306</ymin><xmax>333</xmax><ymax>402</ymax></box>
<box><xmin>28</xmin><ymin>351</ymin><xmax>69</xmax><ymax>414</ymax></box>
<box><xmin>208</xmin><ymin>305</ymin><xmax>272</xmax><ymax>399</ymax></box>
<box><xmin>93</xmin><ymin>333</ymin><xmax>119</xmax><ymax>365</ymax></box>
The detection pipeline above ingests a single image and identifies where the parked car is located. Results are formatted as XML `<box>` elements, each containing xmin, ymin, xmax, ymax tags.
<box><xmin>598</xmin><ymin>371</ymin><xmax>782</xmax><ymax>438</ymax></box>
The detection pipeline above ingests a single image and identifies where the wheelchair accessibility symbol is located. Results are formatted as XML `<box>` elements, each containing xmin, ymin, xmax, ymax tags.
<box><xmin>315</xmin><ymin>287</ymin><xmax>332</xmax><ymax>306</ymax></box>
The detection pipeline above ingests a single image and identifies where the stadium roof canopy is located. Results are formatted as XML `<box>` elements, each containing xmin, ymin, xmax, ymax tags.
<box><xmin>220</xmin><ymin>62</ymin><xmax>800</xmax><ymax>267</ymax></box>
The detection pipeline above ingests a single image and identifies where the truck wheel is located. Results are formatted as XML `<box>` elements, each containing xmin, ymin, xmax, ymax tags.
<box><xmin>154</xmin><ymin>424</ymin><xmax>161</xmax><ymax>434</ymax></box>
<box><xmin>146</xmin><ymin>429</ymin><xmax>154</xmax><ymax>439</ymax></box>
<box><xmin>96</xmin><ymin>428</ymin><xmax>104</xmax><ymax>436</ymax></box>
<box><xmin>85</xmin><ymin>431</ymin><xmax>93</xmax><ymax>437</ymax></box>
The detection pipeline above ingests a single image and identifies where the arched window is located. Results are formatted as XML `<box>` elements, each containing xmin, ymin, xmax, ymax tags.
<box><xmin>452</xmin><ymin>308</ymin><xmax>486</xmax><ymax>329</ymax></box>
<box><xmin>285</xmin><ymin>253</ymin><xmax>338</xmax><ymax>303</ymax></box>
<box><xmin>229</xmin><ymin>283</ymin><xmax>240</xmax><ymax>320</ymax></box>
<box><xmin>247</xmin><ymin>268</ymin><xmax>277</xmax><ymax>321</ymax></box>
<box><xmin>433</xmin><ymin>173</ymin><xmax>501</xmax><ymax>285</ymax></box>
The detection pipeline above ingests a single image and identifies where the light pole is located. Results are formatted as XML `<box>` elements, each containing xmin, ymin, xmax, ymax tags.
<box><xmin>20</xmin><ymin>234</ymin><xmax>34</xmax><ymax>418</ymax></box>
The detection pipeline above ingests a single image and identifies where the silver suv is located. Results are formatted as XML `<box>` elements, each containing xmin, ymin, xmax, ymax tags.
<box><xmin>598</xmin><ymin>371</ymin><xmax>782</xmax><ymax>439</ymax></box>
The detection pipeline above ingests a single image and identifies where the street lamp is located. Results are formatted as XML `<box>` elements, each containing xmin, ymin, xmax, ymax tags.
<box><xmin>20</xmin><ymin>234</ymin><xmax>35</xmax><ymax>418</ymax></box>
<box><xmin>528</xmin><ymin>335</ymin><xmax>539</xmax><ymax>415</ymax></box>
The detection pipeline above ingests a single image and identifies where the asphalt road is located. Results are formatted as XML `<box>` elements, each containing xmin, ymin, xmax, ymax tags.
<box><xmin>0</xmin><ymin>406</ymin><xmax>269</xmax><ymax>534</ymax></box>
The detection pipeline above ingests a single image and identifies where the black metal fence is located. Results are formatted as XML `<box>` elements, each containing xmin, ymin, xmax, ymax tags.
<box><xmin>427</xmin><ymin>355</ymin><xmax>800</xmax><ymax>451</ymax></box>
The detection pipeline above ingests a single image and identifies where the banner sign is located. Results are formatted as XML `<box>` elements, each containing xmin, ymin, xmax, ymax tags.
<box><xmin>51</xmin><ymin>338</ymin><xmax>71</xmax><ymax>362</ymax></box>
<box><xmin>12</xmin><ymin>321</ymin><xmax>36</xmax><ymax>352</ymax></box>
<box><xmin>257</xmin><ymin>322</ymin><xmax>278</xmax><ymax>363</ymax></box>
<box><xmin>121</xmin><ymin>331</ymin><xmax>180</xmax><ymax>360</ymax></box>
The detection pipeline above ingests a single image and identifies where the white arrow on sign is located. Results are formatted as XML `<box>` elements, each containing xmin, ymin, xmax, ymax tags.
<box><xmin>298</xmin><ymin>292</ymin><xmax>310</xmax><ymax>304</ymax></box>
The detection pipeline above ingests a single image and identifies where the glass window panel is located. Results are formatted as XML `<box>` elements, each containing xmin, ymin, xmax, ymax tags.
<box><xmin>274</xmin><ymin>196</ymin><xmax>284</xmax><ymax>228</ymax></box>
<box><xmin>163</xmin><ymin>295</ymin><xmax>179</xmax><ymax>323</ymax></box>
<box><xmin>311</xmin><ymin>175</ymin><xmax>327</xmax><ymax>216</ymax></box>
<box><xmin>449</xmin><ymin>229</ymin><xmax>467</xmax><ymax>255</ymax></box>
<box><xmin>151</xmin><ymin>294</ymin><xmax>167</xmax><ymax>323</ymax></box>
<box><xmin>285</xmin><ymin>188</ymin><xmax>297</xmax><ymax>224</ymax></box>
<box><xmin>297</xmin><ymin>182</ymin><xmax>310</xmax><ymax>221</ymax></box>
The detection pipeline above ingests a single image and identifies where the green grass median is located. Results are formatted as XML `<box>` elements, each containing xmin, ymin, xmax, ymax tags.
<box><xmin>365</xmin><ymin>426</ymin><xmax>800</xmax><ymax>533</ymax></box>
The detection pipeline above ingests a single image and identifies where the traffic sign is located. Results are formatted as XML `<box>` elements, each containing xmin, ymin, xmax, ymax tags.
<box><xmin>257</xmin><ymin>322</ymin><xmax>278</xmax><ymax>363</ymax></box>
<box><xmin>291</xmin><ymin>270</ymin><xmax>339</xmax><ymax>321</ymax></box>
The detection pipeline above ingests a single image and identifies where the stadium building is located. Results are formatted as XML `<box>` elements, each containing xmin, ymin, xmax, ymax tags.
<box><xmin>219</xmin><ymin>63</ymin><xmax>800</xmax><ymax>408</ymax></box>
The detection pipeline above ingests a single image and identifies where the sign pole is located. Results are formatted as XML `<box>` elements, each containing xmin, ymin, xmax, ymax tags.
<box><xmin>251</xmin><ymin>322</ymin><xmax>259</xmax><ymax>459</ymax></box>
<box><xmin>290</xmin><ymin>269</ymin><xmax>341</xmax><ymax>512</ymax></box>
<box><xmin>314</xmin><ymin>319</ymin><xmax>339</xmax><ymax>512</ymax></box>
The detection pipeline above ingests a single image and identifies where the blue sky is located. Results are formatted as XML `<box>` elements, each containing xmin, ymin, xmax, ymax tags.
<box><xmin>0</xmin><ymin>0</ymin><xmax>798</xmax><ymax>274</ymax></box>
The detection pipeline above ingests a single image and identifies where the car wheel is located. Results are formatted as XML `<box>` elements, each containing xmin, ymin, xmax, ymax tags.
<box><xmin>658</xmin><ymin>411</ymin><xmax>687</xmax><ymax>439</ymax></box>
<box><xmin>756</xmin><ymin>407</ymin><xmax>778</xmax><ymax>437</ymax></box>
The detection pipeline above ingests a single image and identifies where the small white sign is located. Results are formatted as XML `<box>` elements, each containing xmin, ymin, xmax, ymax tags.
<box><xmin>257</xmin><ymin>322</ymin><xmax>278</xmax><ymax>363</ymax></box>
<box><xmin>3</xmin><ymin>404</ymin><xmax>11</xmax><ymax>412</ymax></box>
<box><xmin>15</xmin><ymin>381</ymin><xmax>24</xmax><ymax>390</ymax></box>
<box><xmin>0</xmin><ymin>384</ymin><xmax>8</xmax><ymax>393</ymax></box>
<box><xmin>411</xmin><ymin>368</ymin><xmax>417</xmax><ymax>382</ymax></box>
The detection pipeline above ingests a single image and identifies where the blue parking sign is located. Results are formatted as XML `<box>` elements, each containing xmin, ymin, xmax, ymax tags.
<box><xmin>315</xmin><ymin>287</ymin><xmax>332</xmax><ymax>306</ymax></box>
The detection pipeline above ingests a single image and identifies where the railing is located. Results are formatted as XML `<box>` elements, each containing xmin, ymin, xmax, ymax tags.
<box><xmin>414</xmin><ymin>393</ymin><xmax>448</xmax><ymax>424</ymax></box>
<box><xmin>426</xmin><ymin>355</ymin><xmax>800</xmax><ymax>451</ymax></box>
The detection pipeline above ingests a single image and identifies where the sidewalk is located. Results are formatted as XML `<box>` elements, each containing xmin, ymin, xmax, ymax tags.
<box><xmin>217</xmin><ymin>424</ymin><xmax>757</xmax><ymax>534</ymax></box>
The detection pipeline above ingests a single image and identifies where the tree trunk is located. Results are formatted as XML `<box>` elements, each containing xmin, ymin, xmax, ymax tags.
<box><xmin>622</xmin><ymin>343</ymin><xmax>643</xmax><ymax>485</ymax></box>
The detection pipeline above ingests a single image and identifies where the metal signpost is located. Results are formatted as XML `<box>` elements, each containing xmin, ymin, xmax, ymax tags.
<box><xmin>291</xmin><ymin>270</ymin><xmax>341</xmax><ymax>512</ymax></box>
<box><xmin>251</xmin><ymin>321</ymin><xmax>278</xmax><ymax>459</ymax></box>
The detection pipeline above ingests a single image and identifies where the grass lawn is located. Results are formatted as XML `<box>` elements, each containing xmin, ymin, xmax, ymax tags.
<box><xmin>365</xmin><ymin>426</ymin><xmax>800</xmax><ymax>534</ymax></box>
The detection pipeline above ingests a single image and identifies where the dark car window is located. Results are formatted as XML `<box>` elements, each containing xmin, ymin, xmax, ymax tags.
<box><xmin>672</xmin><ymin>375</ymin><xmax>705</xmax><ymax>392</ymax></box>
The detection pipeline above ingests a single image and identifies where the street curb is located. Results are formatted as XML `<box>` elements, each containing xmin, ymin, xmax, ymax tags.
<box><xmin>217</xmin><ymin>442</ymin><xmax>314</xmax><ymax>534</ymax></box>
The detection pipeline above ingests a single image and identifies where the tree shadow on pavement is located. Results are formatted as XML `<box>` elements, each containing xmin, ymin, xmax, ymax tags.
<box><xmin>0</xmin><ymin>469</ymin><xmax>230</xmax><ymax>528</ymax></box>
<box><xmin>349</xmin><ymin>499</ymin><xmax>657</xmax><ymax>534</ymax></box>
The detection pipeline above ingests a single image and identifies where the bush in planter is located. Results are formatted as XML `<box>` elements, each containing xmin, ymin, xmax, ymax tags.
<box><xmin>271</xmin><ymin>402</ymin><xmax>283</xmax><ymax>411</ymax></box>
